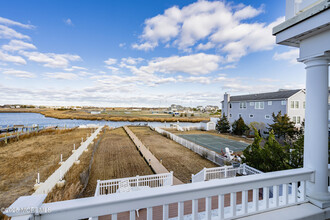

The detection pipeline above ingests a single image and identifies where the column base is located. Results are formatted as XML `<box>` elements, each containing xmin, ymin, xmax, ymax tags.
<box><xmin>308</xmin><ymin>191</ymin><xmax>330</xmax><ymax>208</ymax></box>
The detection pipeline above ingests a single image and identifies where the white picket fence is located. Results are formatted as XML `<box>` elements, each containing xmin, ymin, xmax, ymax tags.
<box><xmin>153</xmin><ymin>127</ymin><xmax>228</xmax><ymax>166</ymax></box>
<box><xmin>34</xmin><ymin>126</ymin><xmax>103</xmax><ymax>195</ymax></box>
<box><xmin>192</xmin><ymin>163</ymin><xmax>263</xmax><ymax>183</ymax></box>
<box><xmin>95</xmin><ymin>172</ymin><xmax>173</xmax><ymax>196</ymax></box>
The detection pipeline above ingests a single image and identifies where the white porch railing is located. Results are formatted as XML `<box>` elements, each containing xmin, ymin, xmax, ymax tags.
<box><xmin>191</xmin><ymin>163</ymin><xmax>263</xmax><ymax>183</ymax></box>
<box><xmin>6</xmin><ymin>168</ymin><xmax>313</xmax><ymax>220</ymax></box>
<box><xmin>153</xmin><ymin>127</ymin><xmax>229</xmax><ymax>166</ymax></box>
<box><xmin>94</xmin><ymin>172</ymin><xmax>174</xmax><ymax>196</ymax></box>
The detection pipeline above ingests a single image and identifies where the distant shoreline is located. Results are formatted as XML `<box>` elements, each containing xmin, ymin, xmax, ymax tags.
<box><xmin>0</xmin><ymin>109</ymin><xmax>211</xmax><ymax>123</ymax></box>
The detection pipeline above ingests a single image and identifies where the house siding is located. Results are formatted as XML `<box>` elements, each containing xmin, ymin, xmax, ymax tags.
<box><xmin>228</xmin><ymin>99</ymin><xmax>288</xmax><ymax>126</ymax></box>
<box><xmin>287</xmin><ymin>90</ymin><xmax>306</xmax><ymax>127</ymax></box>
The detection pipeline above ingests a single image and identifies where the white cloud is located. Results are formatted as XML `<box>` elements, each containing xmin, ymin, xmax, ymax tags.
<box><xmin>45</xmin><ymin>72</ymin><xmax>79</xmax><ymax>80</ymax></box>
<box><xmin>0</xmin><ymin>50</ymin><xmax>26</xmax><ymax>64</ymax></box>
<box><xmin>0</xmin><ymin>17</ymin><xmax>35</xmax><ymax>29</ymax></box>
<box><xmin>0</xmin><ymin>24</ymin><xmax>31</xmax><ymax>40</ymax></box>
<box><xmin>20</xmin><ymin>51</ymin><xmax>81</xmax><ymax>68</ymax></box>
<box><xmin>119</xmin><ymin>43</ymin><xmax>126</xmax><ymax>48</ymax></box>
<box><xmin>133</xmin><ymin>1</ymin><xmax>281</xmax><ymax>62</ymax></box>
<box><xmin>120</xmin><ymin>57</ymin><xmax>144</xmax><ymax>65</ymax></box>
<box><xmin>104</xmin><ymin>58</ymin><xmax>117</xmax><ymax>65</ymax></box>
<box><xmin>132</xmin><ymin>42</ymin><xmax>158</xmax><ymax>51</ymax></box>
<box><xmin>105</xmin><ymin>66</ymin><xmax>119</xmax><ymax>73</ymax></box>
<box><xmin>64</xmin><ymin>18</ymin><xmax>73</xmax><ymax>26</ymax></box>
<box><xmin>273</xmin><ymin>48</ymin><xmax>299</xmax><ymax>64</ymax></box>
<box><xmin>2</xmin><ymin>69</ymin><xmax>35</xmax><ymax>78</ymax></box>
<box><xmin>196</xmin><ymin>42</ymin><xmax>215</xmax><ymax>51</ymax></box>
<box><xmin>179</xmin><ymin>76</ymin><xmax>212</xmax><ymax>84</ymax></box>
<box><xmin>2</xmin><ymin>40</ymin><xmax>36</xmax><ymax>51</ymax></box>
<box><xmin>135</xmin><ymin>53</ymin><xmax>222</xmax><ymax>76</ymax></box>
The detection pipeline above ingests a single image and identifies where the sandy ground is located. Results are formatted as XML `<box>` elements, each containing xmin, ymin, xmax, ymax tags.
<box><xmin>83</xmin><ymin>128</ymin><xmax>154</xmax><ymax>197</ymax></box>
<box><xmin>0</xmin><ymin>128</ymin><xmax>93</xmax><ymax>213</ymax></box>
<box><xmin>165</xmin><ymin>129</ymin><xmax>253</xmax><ymax>145</ymax></box>
<box><xmin>128</xmin><ymin>126</ymin><xmax>217</xmax><ymax>183</ymax></box>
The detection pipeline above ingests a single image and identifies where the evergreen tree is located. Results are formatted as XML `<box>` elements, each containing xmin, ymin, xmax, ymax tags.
<box><xmin>232</xmin><ymin>116</ymin><xmax>249</xmax><ymax>136</ymax></box>
<box><xmin>268</xmin><ymin>111</ymin><xmax>297</xmax><ymax>140</ymax></box>
<box><xmin>242</xmin><ymin>126</ymin><xmax>263</xmax><ymax>170</ymax></box>
<box><xmin>216</xmin><ymin>113</ymin><xmax>230</xmax><ymax>133</ymax></box>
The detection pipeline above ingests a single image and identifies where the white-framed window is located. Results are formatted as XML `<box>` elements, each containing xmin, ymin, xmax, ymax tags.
<box><xmin>291</xmin><ymin>101</ymin><xmax>300</xmax><ymax>109</ymax></box>
<box><xmin>255</xmin><ymin>102</ymin><xmax>264</xmax><ymax>109</ymax></box>
<box><xmin>249</xmin><ymin>114</ymin><xmax>254</xmax><ymax>118</ymax></box>
<box><xmin>297</xmin><ymin>116</ymin><xmax>301</xmax><ymax>124</ymax></box>
<box><xmin>229</xmin><ymin>114</ymin><xmax>232</xmax><ymax>118</ymax></box>
<box><xmin>293</xmin><ymin>116</ymin><xmax>296</xmax><ymax>123</ymax></box>
<box><xmin>265</xmin><ymin>115</ymin><xmax>271</xmax><ymax>119</ymax></box>
<box><xmin>281</xmin><ymin>100</ymin><xmax>286</xmax><ymax>105</ymax></box>
<box><xmin>250</xmin><ymin>102</ymin><xmax>254</xmax><ymax>106</ymax></box>
<box><xmin>268</xmin><ymin>101</ymin><xmax>272</xmax><ymax>105</ymax></box>
<box><xmin>238</xmin><ymin>113</ymin><xmax>242</xmax><ymax>118</ymax></box>
<box><xmin>239</xmin><ymin>102</ymin><xmax>247</xmax><ymax>109</ymax></box>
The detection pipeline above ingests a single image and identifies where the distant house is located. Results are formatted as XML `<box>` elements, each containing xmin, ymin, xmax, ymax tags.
<box><xmin>90</xmin><ymin>111</ymin><xmax>101</xmax><ymax>115</ymax></box>
<box><xmin>221</xmin><ymin>89</ymin><xmax>306</xmax><ymax>130</ymax></box>
<box><xmin>200</xmin><ymin>120</ymin><xmax>216</xmax><ymax>131</ymax></box>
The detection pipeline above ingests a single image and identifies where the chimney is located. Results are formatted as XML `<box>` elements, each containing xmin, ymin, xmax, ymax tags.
<box><xmin>223</xmin><ymin>92</ymin><xmax>230</xmax><ymax>118</ymax></box>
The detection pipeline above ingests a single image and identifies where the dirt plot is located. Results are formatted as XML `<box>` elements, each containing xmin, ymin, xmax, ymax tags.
<box><xmin>128</xmin><ymin>126</ymin><xmax>217</xmax><ymax>183</ymax></box>
<box><xmin>0</xmin><ymin>128</ymin><xmax>93</xmax><ymax>213</ymax></box>
<box><xmin>83</xmin><ymin>127</ymin><xmax>154</xmax><ymax>197</ymax></box>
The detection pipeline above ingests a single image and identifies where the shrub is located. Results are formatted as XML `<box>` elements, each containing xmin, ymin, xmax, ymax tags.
<box><xmin>232</xmin><ymin>116</ymin><xmax>249</xmax><ymax>136</ymax></box>
<box><xmin>216</xmin><ymin>113</ymin><xmax>230</xmax><ymax>133</ymax></box>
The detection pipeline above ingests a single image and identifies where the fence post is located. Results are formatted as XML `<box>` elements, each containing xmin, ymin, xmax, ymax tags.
<box><xmin>191</xmin><ymin>174</ymin><xmax>194</xmax><ymax>183</ymax></box>
<box><xmin>136</xmin><ymin>175</ymin><xmax>139</xmax><ymax>187</ymax></box>
<box><xmin>243</xmin><ymin>163</ymin><xmax>247</xmax><ymax>175</ymax></box>
<box><xmin>224</xmin><ymin>166</ymin><xmax>227</xmax><ymax>178</ymax></box>
<box><xmin>203</xmin><ymin>167</ymin><xmax>207</xmax><ymax>181</ymax></box>
<box><xmin>170</xmin><ymin>171</ymin><xmax>174</xmax><ymax>185</ymax></box>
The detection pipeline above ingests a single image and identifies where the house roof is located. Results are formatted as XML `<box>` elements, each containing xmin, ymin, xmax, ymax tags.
<box><xmin>228</xmin><ymin>89</ymin><xmax>302</xmax><ymax>102</ymax></box>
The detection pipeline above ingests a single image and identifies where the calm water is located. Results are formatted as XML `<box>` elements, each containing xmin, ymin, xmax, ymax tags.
<box><xmin>0</xmin><ymin>112</ymin><xmax>199</xmax><ymax>128</ymax></box>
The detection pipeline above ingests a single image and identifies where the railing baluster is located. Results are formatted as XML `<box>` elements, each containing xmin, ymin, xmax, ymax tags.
<box><xmin>130</xmin><ymin>210</ymin><xmax>135</xmax><ymax>220</ymax></box>
<box><xmin>206</xmin><ymin>196</ymin><xmax>211</xmax><ymax>220</ymax></box>
<box><xmin>263</xmin><ymin>187</ymin><xmax>269</xmax><ymax>209</ymax></box>
<box><xmin>163</xmin><ymin>204</ymin><xmax>168</xmax><ymax>220</ymax></box>
<box><xmin>273</xmin><ymin>185</ymin><xmax>279</xmax><ymax>207</ymax></box>
<box><xmin>292</xmin><ymin>182</ymin><xmax>298</xmax><ymax>203</ymax></box>
<box><xmin>147</xmin><ymin>207</ymin><xmax>152</xmax><ymax>220</ymax></box>
<box><xmin>242</xmin><ymin>190</ymin><xmax>248</xmax><ymax>214</ymax></box>
<box><xmin>253</xmin><ymin>188</ymin><xmax>259</xmax><ymax>212</ymax></box>
<box><xmin>218</xmin><ymin>195</ymin><xmax>224</xmax><ymax>219</ymax></box>
<box><xmin>230</xmin><ymin>192</ymin><xmax>236</xmax><ymax>217</ymax></box>
<box><xmin>300</xmin><ymin>181</ymin><xmax>306</xmax><ymax>201</ymax></box>
<box><xmin>283</xmin><ymin>183</ymin><xmax>288</xmax><ymax>205</ymax></box>
<box><xmin>112</xmin><ymin>213</ymin><xmax>117</xmax><ymax>220</ymax></box>
<box><xmin>192</xmin><ymin>199</ymin><xmax>198</xmax><ymax>220</ymax></box>
<box><xmin>178</xmin><ymin>201</ymin><xmax>184</xmax><ymax>220</ymax></box>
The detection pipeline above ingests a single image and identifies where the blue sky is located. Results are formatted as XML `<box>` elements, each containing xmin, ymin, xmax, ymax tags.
<box><xmin>0</xmin><ymin>0</ymin><xmax>305</xmax><ymax>107</ymax></box>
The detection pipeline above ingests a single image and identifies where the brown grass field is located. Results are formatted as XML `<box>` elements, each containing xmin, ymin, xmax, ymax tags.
<box><xmin>45</xmin><ymin>129</ymin><xmax>104</xmax><ymax>203</ymax></box>
<box><xmin>83</xmin><ymin>127</ymin><xmax>154</xmax><ymax>197</ymax></box>
<box><xmin>0</xmin><ymin>108</ymin><xmax>208</xmax><ymax>122</ymax></box>
<box><xmin>165</xmin><ymin>128</ymin><xmax>253</xmax><ymax>145</ymax></box>
<box><xmin>0</xmin><ymin>128</ymin><xmax>93</xmax><ymax>215</ymax></box>
<box><xmin>128</xmin><ymin>126</ymin><xmax>217</xmax><ymax>183</ymax></box>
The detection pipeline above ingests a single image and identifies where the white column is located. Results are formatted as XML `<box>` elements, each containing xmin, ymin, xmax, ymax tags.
<box><xmin>303</xmin><ymin>57</ymin><xmax>330</xmax><ymax>201</ymax></box>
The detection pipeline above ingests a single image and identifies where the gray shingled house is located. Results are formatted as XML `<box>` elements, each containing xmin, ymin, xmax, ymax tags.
<box><xmin>221</xmin><ymin>89</ymin><xmax>306</xmax><ymax>131</ymax></box>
